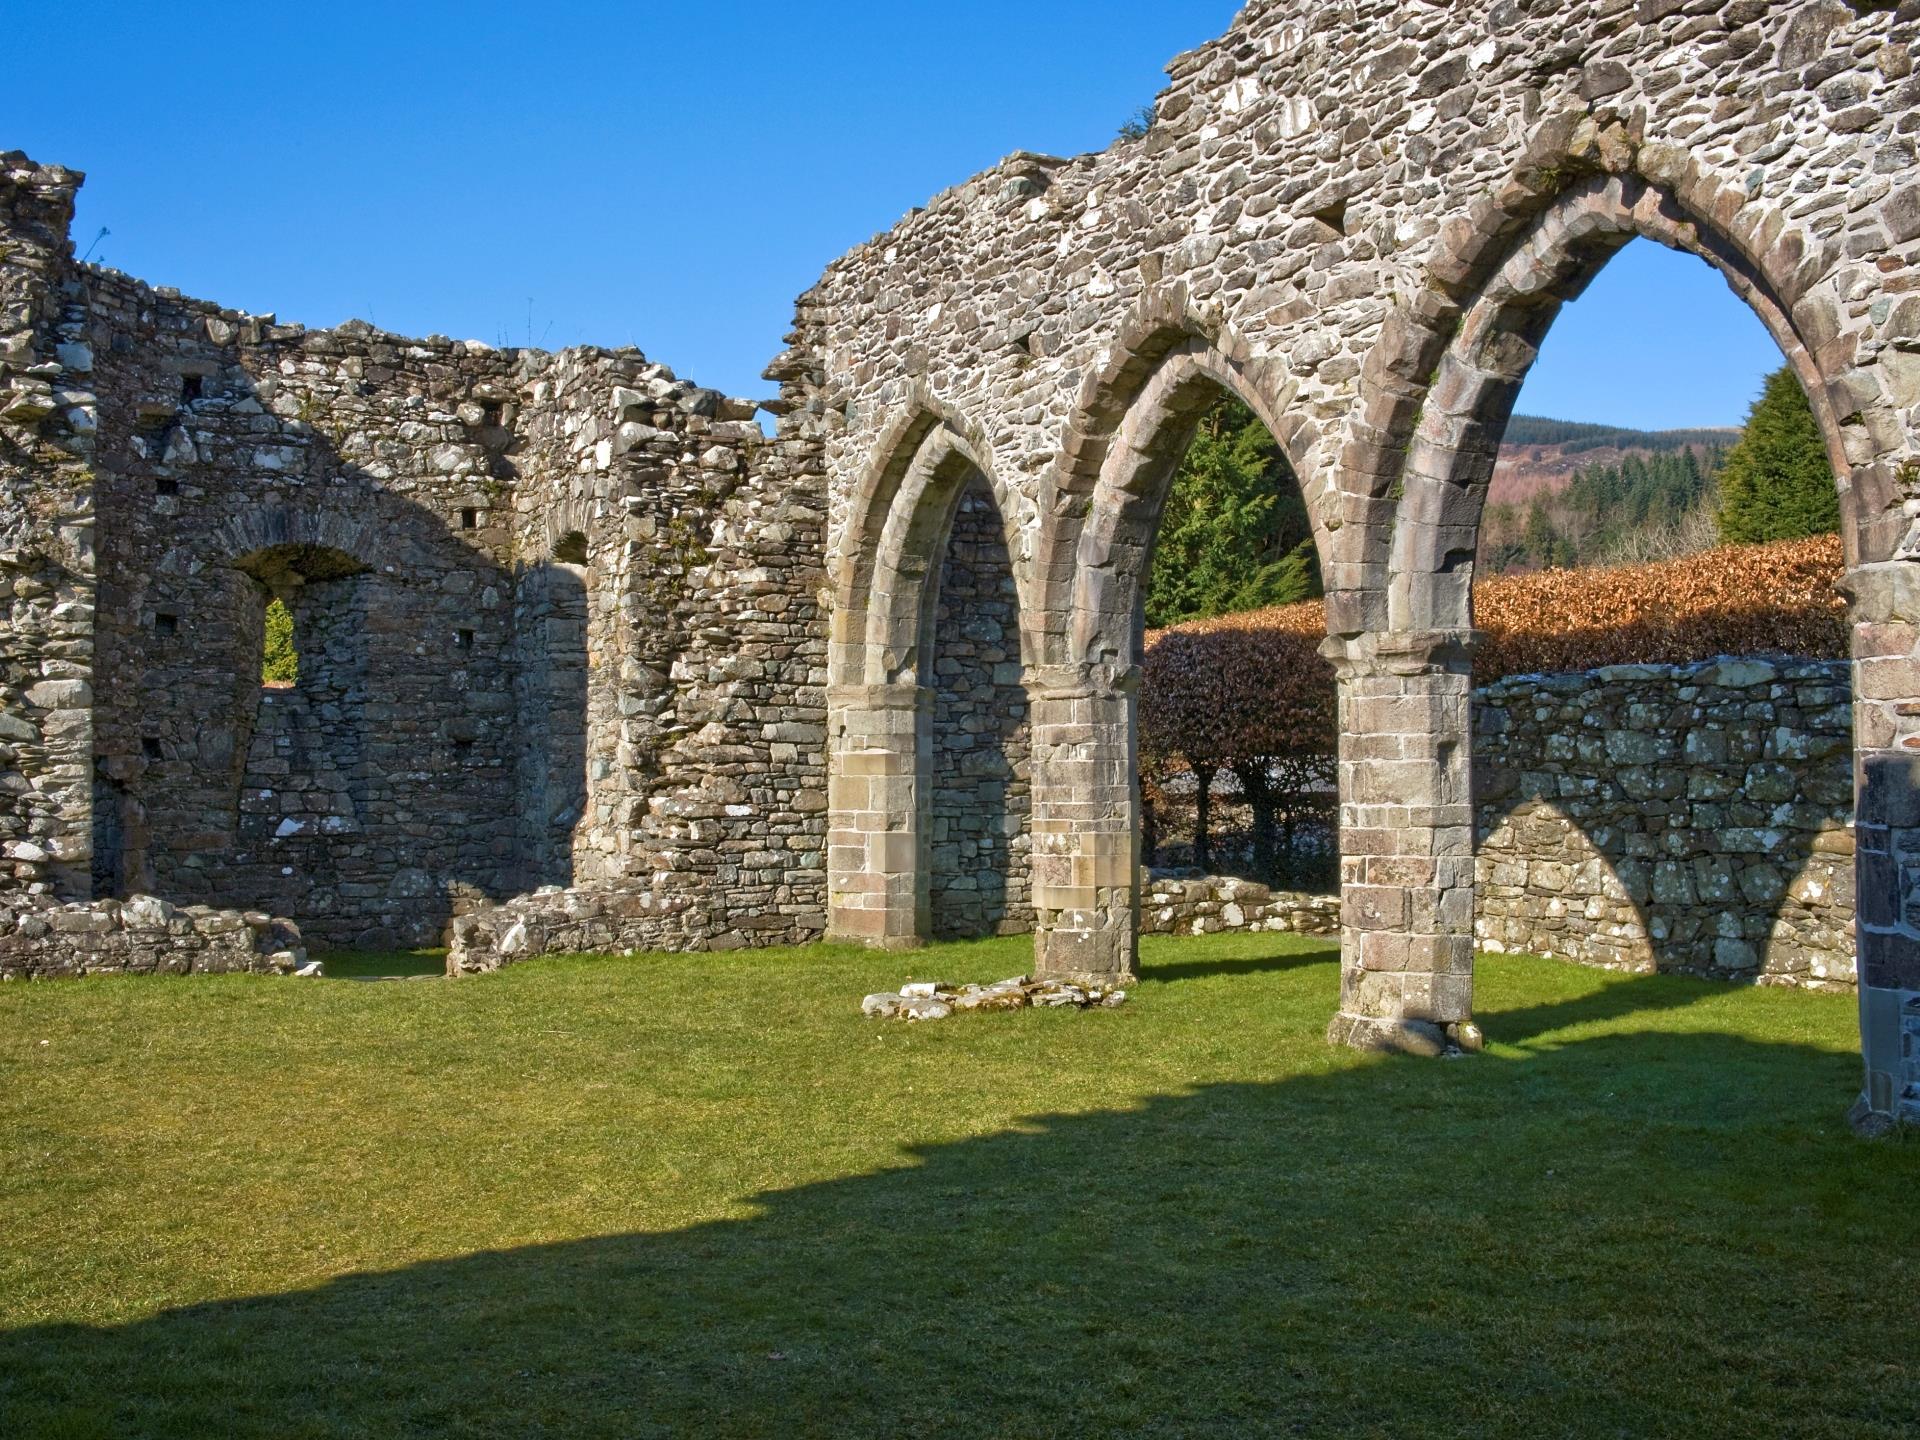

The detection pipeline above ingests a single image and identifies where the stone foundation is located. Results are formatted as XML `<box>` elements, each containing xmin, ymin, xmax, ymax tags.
<box><xmin>0</xmin><ymin>893</ymin><xmax>305</xmax><ymax>980</ymax></box>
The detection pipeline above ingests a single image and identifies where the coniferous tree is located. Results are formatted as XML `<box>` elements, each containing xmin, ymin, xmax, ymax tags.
<box><xmin>1716</xmin><ymin>366</ymin><xmax>1838</xmax><ymax>543</ymax></box>
<box><xmin>1143</xmin><ymin>397</ymin><xmax>1322</xmax><ymax>627</ymax></box>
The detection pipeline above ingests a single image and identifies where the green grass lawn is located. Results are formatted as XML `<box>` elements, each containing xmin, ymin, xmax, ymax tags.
<box><xmin>0</xmin><ymin>932</ymin><xmax>1913</xmax><ymax>1439</ymax></box>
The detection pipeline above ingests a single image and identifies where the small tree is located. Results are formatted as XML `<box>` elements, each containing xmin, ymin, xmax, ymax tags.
<box><xmin>1117</xmin><ymin>104</ymin><xmax>1155</xmax><ymax>142</ymax></box>
<box><xmin>1716</xmin><ymin>366</ymin><xmax>1838</xmax><ymax>543</ymax></box>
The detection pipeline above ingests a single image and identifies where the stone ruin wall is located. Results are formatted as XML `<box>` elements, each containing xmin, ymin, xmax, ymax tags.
<box><xmin>0</xmin><ymin>153</ymin><xmax>95</xmax><ymax>904</ymax></box>
<box><xmin>81</xmin><ymin>273</ymin><xmax>528</xmax><ymax>948</ymax></box>
<box><xmin>5</xmin><ymin>0</ymin><xmax>1919</xmax><ymax>1123</ymax></box>
<box><xmin>0</xmin><ymin>150</ymin><xmax>831</xmax><ymax>969</ymax></box>
<box><xmin>1475</xmin><ymin>656</ymin><xmax>1856</xmax><ymax>988</ymax></box>
<box><xmin>788</xmin><ymin>0</ymin><xmax>1918</xmax><ymax>1119</ymax></box>
<box><xmin>1139</xmin><ymin>658</ymin><xmax>1857</xmax><ymax>989</ymax></box>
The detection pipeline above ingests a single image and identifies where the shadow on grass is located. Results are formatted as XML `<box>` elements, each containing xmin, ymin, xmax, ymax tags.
<box><xmin>316</xmin><ymin>950</ymin><xmax>447</xmax><ymax>980</ymax></box>
<box><xmin>1143</xmin><ymin>941</ymin><xmax>1338</xmax><ymax>985</ymax></box>
<box><xmin>1</xmin><ymin>977</ymin><xmax>1912</xmax><ymax>1439</ymax></box>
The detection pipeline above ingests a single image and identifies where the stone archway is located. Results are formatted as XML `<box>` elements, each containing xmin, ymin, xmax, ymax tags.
<box><xmin>825</xmin><ymin>406</ymin><xmax>1036</xmax><ymax>948</ymax></box>
<box><xmin>1339</xmin><ymin>149</ymin><xmax>1920</xmax><ymax>1098</ymax></box>
<box><xmin>1016</xmin><ymin>317</ymin><xmax>1333</xmax><ymax>982</ymax></box>
<box><xmin>804</xmin><ymin>4</ymin><xmax>1920</xmax><ymax>1131</ymax></box>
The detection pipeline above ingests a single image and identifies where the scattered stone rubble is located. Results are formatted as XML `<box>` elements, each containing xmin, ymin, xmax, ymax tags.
<box><xmin>861</xmin><ymin>976</ymin><xmax>1128</xmax><ymax>1022</ymax></box>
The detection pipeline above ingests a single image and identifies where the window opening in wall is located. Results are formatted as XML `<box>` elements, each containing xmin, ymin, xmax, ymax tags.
<box><xmin>456</xmin><ymin>628</ymin><xmax>475</xmax><ymax>650</ymax></box>
<box><xmin>141</xmin><ymin>737</ymin><xmax>163</xmax><ymax>761</ymax></box>
<box><xmin>460</xmin><ymin>507</ymin><xmax>478</xmax><ymax>530</ymax></box>
<box><xmin>1137</xmin><ymin>390</ymin><xmax>1333</xmax><ymax>894</ymax></box>
<box><xmin>155</xmin><ymin>477</ymin><xmax>178</xmax><ymax>497</ymax></box>
<box><xmin>552</xmin><ymin>529</ymin><xmax>588</xmax><ymax>566</ymax></box>
<box><xmin>482</xmin><ymin>402</ymin><xmax>504</xmax><ymax>428</ymax></box>
<box><xmin>262</xmin><ymin>597</ymin><xmax>297</xmax><ymax>685</ymax></box>
<box><xmin>154</xmin><ymin>611</ymin><xmax>178</xmax><ymax>636</ymax></box>
<box><xmin>181</xmin><ymin>374</ymin><xmax>204</xmax><ymax>404</ymax></box>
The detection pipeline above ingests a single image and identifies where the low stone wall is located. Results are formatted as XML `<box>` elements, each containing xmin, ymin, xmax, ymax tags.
<box><xmin>1474</xmin><ymin>657</ymin><xmax>1855</xmax><ymax>991</ymax></box>
<box><xmin>0</xmin><ymin>894</ymin><xmax>306</xmax><ymax>979</ymax></box>
<box><xmin>1136</xmin><ymin>658</ymin><xmax>1857</xmax><ymax>993</ymax></box>
<box><xmin>444</xmin><ymin>882</ymin><xmax>785</xmax><ymax>974</ymax></box>
<box><xmin>1140</xmin><ymin>871</ymin><xmax>1340</xmax><ymax>938</ymax></box>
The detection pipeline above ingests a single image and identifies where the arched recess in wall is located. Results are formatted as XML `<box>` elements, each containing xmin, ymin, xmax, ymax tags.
<box><xmin>827</xmin><ymin>409</ymin><xmax>1036</xmax><ymax>943</ymax></box>
<box><xmin>1371</xmin><ymin>163</ymin><xmax>1884</xmax><ymax>1006</ymax></box>
<box><xmin>516</xmin><ymin>518</ymin><xmax>594</xmax><ymax>890</ymax></box>
<box><xmin>108</xmin><ymin>539</ymin><xmax>374</xmax><ymax>909</ymax></box>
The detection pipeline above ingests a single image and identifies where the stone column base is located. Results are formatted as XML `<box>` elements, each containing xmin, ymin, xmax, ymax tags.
<box><xmin>1033</xmin><ymin>923</ymin><xmax>1135</xmax><ymax>986</ymax></box>
<box><xmin>1327</xmin><ymin>1011</ymin><xmax>1482</xmax><ymax>1057</ymax></box>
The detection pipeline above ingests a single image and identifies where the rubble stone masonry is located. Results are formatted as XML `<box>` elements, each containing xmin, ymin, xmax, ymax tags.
<box><xmin>6</xmin><ymin>0</ymin><xmax>1920</xmax><ymax>1127</ymax></box>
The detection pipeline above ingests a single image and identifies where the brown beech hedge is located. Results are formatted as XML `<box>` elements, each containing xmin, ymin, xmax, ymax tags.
<box><xmin>1140</xmin><ymin>534</ymin><xmax>1847</xmax><ymax>770</ymax></box>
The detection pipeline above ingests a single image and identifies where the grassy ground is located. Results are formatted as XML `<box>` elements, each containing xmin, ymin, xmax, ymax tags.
<box><xmin>0</xmin><ymin>932</ymin><xmax>1913</xmax><ymax>1439</ymax></box>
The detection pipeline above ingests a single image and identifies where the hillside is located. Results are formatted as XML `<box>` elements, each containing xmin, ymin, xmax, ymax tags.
<box><xmin>1491</xmin><ymin>414</ymin><xmax>1738</xmax><ymax>507</ymax></box>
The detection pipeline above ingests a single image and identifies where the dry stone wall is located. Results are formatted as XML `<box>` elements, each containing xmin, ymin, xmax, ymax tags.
<box><xmin>1475</xmin><ymin>657</ymin><xmax>1856</xmax><ymax>989</ymax></box>
<box><xmin>1151</xmin><ymin>657</ymin><xmax>1857</xmax><ymax>989</ymax></box>
<box><xmin>0</xmin><ymin>892</ymin><xmax>306</xmax><ymax>980</ymax></box>
<box><xmin>1141</xmin><ymin>872</ymin><xmax>1340</xmax><ymax>937</ymax></box>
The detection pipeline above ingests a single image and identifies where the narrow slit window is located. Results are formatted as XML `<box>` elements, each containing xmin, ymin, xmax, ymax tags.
<box><xmin>455</xmin><ymin>628</ymin><xmax>475</xmax><ymax>650</ymax></box>
<box><xmin>460</xmin><ymin>507</ymin><xmax>478</xmax><ymax>530</ymax></box>
<box><xmin>141</xmin><ymin>736</ymin><xmax>163</xmax><ymax>761</ymax></box>
<box><xmin>262</xmin><ymin>597</ymin><xmax>297</xmax><ymax>684</ymax></box>
<box><xmin>154</xmin><ymin>612</ymin><xmax>178</xmax><ymax>636</ymax></box>
<box><xmin>181</xmin><ymin>374</ymin><xmax>204</xmax><ymax>404</ymax></box>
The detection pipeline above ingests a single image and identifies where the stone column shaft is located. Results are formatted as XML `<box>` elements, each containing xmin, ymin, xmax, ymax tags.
<box><xmin>1325</xmin><ymin>630</ymin><xmax>1478</xmax><ymax>1055</ymax></box>
<box><xmin>1848</xmin><ymin>562</ymin><xmax>1920</xmax><ymax>1131</ymax></box>
<box><xmin>826</xmin><ymin>681</ymin><xmax>930</xmax><ymax>949</ymax></box>
<box><xmin>1028</xmin><ymin>662</ymin><xmax>1139</xmax><ymax>983</ymax></box>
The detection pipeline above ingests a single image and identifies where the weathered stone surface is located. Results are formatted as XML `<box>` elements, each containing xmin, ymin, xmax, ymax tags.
<box><xmin>0</xmin><ymin>891</ymin><xmax>305</xmax><ymax>979</ymax></box>
<box><xmin>1141</xmin><ymin>870</ymin><xmax>1340</xmax><ymax>937</ymax></box>
<box><xmin>1</xmin><ymin>149</ymin><xmax>828</xmax><ymax>961</ymax></box>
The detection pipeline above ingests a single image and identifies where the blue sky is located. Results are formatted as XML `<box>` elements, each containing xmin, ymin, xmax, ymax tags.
<box><xmin>8</xmin><ymin>2</ymin><xmax>1779</xmax><ymax>429</ymax></box>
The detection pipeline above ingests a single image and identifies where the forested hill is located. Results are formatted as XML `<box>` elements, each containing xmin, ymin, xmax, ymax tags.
<box><xmin>1140</xmin><ymin>368</ymin><xmax>1832</xmax><ymax>624</ymax></box>
<box><xmin>1501</xmin><ymin>415</ymin><xmax>1740</xmax><ymax>453</ymax></box>
<box><xmin>1490</xmin><ymin>414</ymin><xmax>1739</xmax><ymax>509</ymax></box>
